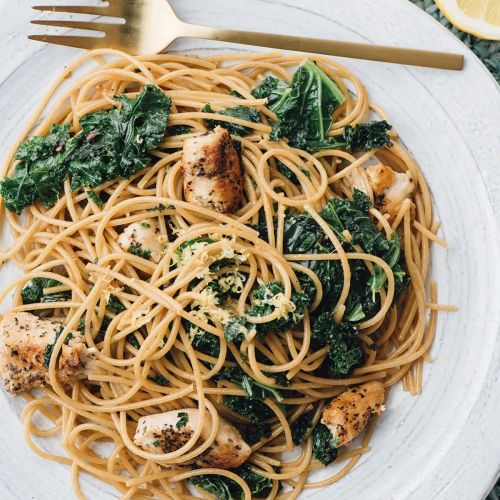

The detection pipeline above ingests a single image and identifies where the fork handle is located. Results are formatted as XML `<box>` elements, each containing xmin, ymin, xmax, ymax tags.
<box><xmin>179</xmin><ymin>23</ymin><xmax>463</xmax><ymax>70</ymax></box>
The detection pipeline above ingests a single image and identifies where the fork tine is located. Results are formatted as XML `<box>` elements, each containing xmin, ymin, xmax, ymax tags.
<box><xmin>28</xmin><ymin>34</ymin><xmax>110</xmax><ymax>50</ymax></box>
<box><xmin>31</xmin><ymin>19</ymin><xmax>120</xmax><ymax>33</ymax></box>
<box><xmin>32</xmin><ymin>4</ymin><xmax>123</xmax><ymax>17</ymax></box>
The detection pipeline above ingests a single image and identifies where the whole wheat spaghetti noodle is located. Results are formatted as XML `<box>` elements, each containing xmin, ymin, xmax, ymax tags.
<box><xmin>0</xmin><ymin>50</ymin><xmax>450</xmax><ymax>499</ymax></box>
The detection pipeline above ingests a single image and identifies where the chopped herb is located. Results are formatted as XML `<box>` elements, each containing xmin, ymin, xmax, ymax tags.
<box><xmin>127</xmin><ymin>245</ymin><xmax>152</xmax><ymax>260</ymax></box>
<box><xmin>176</xmin><ymin>411</ymin><xmax>189</xmax><ymax>429</ymax></box>
<box><xmin>146</xmin><ymin>203</ymin><xmax>167</xmax><ymax>212</ymax></box>
<box><xmin>139</xmin><ymin>222</ymin><xmax>151</xmax><ymax>228</ymax></box>
<box><xmin>152</xmin><ymin>439</ymin><xmax>160</xmax><ymax>447</ymax></box>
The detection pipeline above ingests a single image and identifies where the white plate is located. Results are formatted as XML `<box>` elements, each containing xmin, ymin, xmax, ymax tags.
<box><xmin>0</xmin><ymin>1</ymin><xmax>499</xmax><ymax>499</ymax></box>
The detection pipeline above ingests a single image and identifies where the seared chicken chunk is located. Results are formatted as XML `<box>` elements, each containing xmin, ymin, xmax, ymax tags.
<box><xmin>118</xmin><ymin>219</ymin><xmax>163</xmax><ymax>263</ymax></box>
<box><xmin>182</xmin><ymin>126</ymin><xmax>244</xmax><ymax>213</ymax></box>
<box><xmin>134</xmin><ymin>408</ymin><xmax>251</xmax><ymax>468</ymax></box>
<box><xmin>0</xmin><ymin>312</ymin><xmax>88</xmax><ymax>394</ymax></box>
<box><xmin>321</xmin><ymin>381</ymin><xmax>385</xmax><ymax>447</ymax></box>
<box><xmin>365</xmin><ymin>164</ymin><xmax>414</xmax><ymax>219</ymax></box>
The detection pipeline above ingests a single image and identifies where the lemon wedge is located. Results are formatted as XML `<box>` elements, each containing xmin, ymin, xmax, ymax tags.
<box><xmin>435</xmin><ymin>0</ymin><xmax>500</xmax><ymax>40</ymax></box>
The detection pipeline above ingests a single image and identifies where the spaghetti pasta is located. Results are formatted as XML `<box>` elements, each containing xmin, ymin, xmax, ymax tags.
<box><xmin>0</xmin><ymin>50</ymin><xmax>449</xmax><ymax>499</ymax></box>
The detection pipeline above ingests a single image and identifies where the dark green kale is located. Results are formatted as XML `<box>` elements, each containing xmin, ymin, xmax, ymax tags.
<box><xmin>312</xmin><ymin>313</ymin><xmax>364</xmax><ymax>377</ymax></box>
<box><xmin>223</xmin><ymin>395</ymin><xmax>275</xmax><ymax>423</ymax></box>
<box><xmin>0</xmin><ymin>86</ymin><xmax>171</xmax><ymax>213</ymax></box>
<box><xmin>0</xmin><ymin>125</ymin><xmax>73</xmax><ymax>213</ymax></box>
<box><xmin>21</xmin><ymin>278</ymin><xmax>71</xmax><ymax>304</ymax></box>
<box><xmin>239</xmin><ymin>423</ymin><xmax>272</xmax><ymax>445</ymax></box>
<box><xmin>191</xmin><ymin>465</ymin><xmax>274</xmax><ymax>500</ymax></box>
<box><xmin>213</xmin><ymin>365</ymin><xmax>284</xmax><ymax>402</ymax></box>
<box><xmin>312</xmin><ymin>423</ymin><xmax>339</xmax><ymax>465</ymax></box>
<box><xmin>230</xmin><ymin>89</ymin><xmax>245</xmax><ymax>99</ymax></box>
<box><xmin>246</xmin><ymin>280</ymin><xmax>310</xmax><ymax>334</ymax></box>
<box><xmin>126</xmin><ymin>333</ymin><xmax>141</xmax><ymax>350</ymax></box>
<box><xmin>202</xmin><ymin>104</ymin><xmax>260</xmax><ymax>137</ymax></box>
<box><xmin>127</xmin><ymin>245</ymin><xmax>152</xmax><ymax>259</ymax></box>
<box><xmin>320</xmin><ymin>189</ymin><xmax>390</xmax><ymax>253</ymax></box>
<box><xmin>78</xmin><ymin>314</ymin><xmax>112</xmax><ymax>336</ymax></box>
<box><xmin>283</xmin><ymin>212</ymin><xmax>342</xmax><ymax>299</ymax></box>
<box><xmin>190</xmin><ymin>330</ymin><xmax>221</xmax><ymax>357</ymax></box>
<box><xmin>107</xmin><ymin>294</ymin><xmax>126</xmax><ymax>314</ymax></box>
<box><xmin>291</xmin><ymin>413</ymin><xmax>313</xmax><ymax>445</ymax></box>
<box><xmin>86</xmin><ymin>190</ymin><xmax>104</xmax><ymax>207</ymax></box>
<box><xmin>276</xmin><ymin>160</ymin><xmax>310</xmax><ymax>184</ymax></box>
<box><xmin>266</xmin><ymin>59</ymin><xmax>345</xmax><ymax>150</ymax></box>
<box><xmin>176</xmin><ymin>411</ymin><xmax>189</xmax><ymax>429</ymax></box>
<box><xmin>224</xmin><ymin>317</ymin><xmax>255</xmax><ymax>343</ymax></box>
<box><xmin>43</xmin><ymin>326</ymin><xmax>73</xmax><ymax>368</ymax></box>
<box><xmin>306</xmin><ymin>120</ymin><xmax>392</xmax><ymax>152</ymax></box>
<box><xmin>148</xmin><ymin>374</ymin><xmax>169</xmax><ymax>386</ymax></box>
<box><xmin>146</xmin><ymin>203</ymin><xmax>167</xmax><ymax>212</ymax></box>
<box><xmin>166</xmin><ymin>124</ymin><xmax>192</xmax><ymax>135</ymax></box>
<box><xmin>191</xmin><ymin>474</ymin><xmax>240</xmax><ymax>500</ymax></box>
<box><xmin>251</xmin><ymin>75</ymin><xmax>290</xmax><ymax>107</ymax></box>
<box><xmin>368</xmin><ymin>232</ymin><xmax>409</xmax><ymax>301</ymax></box>
<box><xmin>69</xmin><ymin>85</ymin><xmax>171</xmax><ymax>189</ymax></box>
<box><xmin>236</xmin><ymin>465</ymin><xmax>274</xmax><ymax>498</ymax></box>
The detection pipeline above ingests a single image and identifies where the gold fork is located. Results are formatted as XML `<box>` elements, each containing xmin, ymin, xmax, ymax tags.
<box><xmin>30</xmin><ymin>0</ymin><xmax>464</xmax><ymax>70</ymax></box>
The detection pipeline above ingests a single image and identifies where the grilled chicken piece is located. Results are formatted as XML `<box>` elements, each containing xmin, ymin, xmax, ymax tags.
<box><xmin>118</xmin><ymin>219</ymin><xmax>163</xmax><ymax>263</ymax></box>
<box><xmin>365</xmin><ymin>164</ymin><xmax>414</xmax><ymax>219</ymax></box>
<box><xmin>134</xmin><ymin>408</ymin><xmax>251</xmax><ymax>468</ymax></box>
<box><xmin>182</xmin><ymin>126</ymin><xmax>244</xmax><ymax>213</ymax></box>
<box><xmin>321</xmin><ymin>381</ymin><xmax>385</xmax><ymax>447</ymax></box>
<box><xmin>0</xmin><ymin>312</ymin><xmax>88</xmax><ymax>394</ymax></box>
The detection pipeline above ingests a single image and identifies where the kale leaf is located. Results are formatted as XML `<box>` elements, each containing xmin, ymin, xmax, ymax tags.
<box><xmin>266</xmin><ymin>59</ymin><xmax>345</xmax><ymax>150</ymax></box>
<box><xmin>239</xmin><ymin>423</ymin><xmax>272</xmax><ymax>445</ymax></box>
<box><xmin>191</xmin><ymin>465</ymin><xmax>274</xmax><ymax>500</ymax></box>
<box><xmin>43</xmin><ymin>326</ymin><xmax>73</xmax><ymax>369</ymax></box>
<box><xmin>190</xmin><ymin>329</ymin><xmax>221</xmax><ymax>357</ymax></box>
<box><xmin>320</xmin><ymin>189</ymin><xmax>390</xmax><ymax>254</ymax></box>
<box><xmin>251</xmin><ymin>75</ymin><xmax>290</xmax><ymax>107</ymax></box>
<box><xmin>69</xmin><ymin>85</ymin><xmax>171</xmax><ymax>189</ymax></box>
<box><xmin>291</xmin><ymin>413</ymin><xmax>313</xmax><ymax>445</ymax></box>
<box><xmin>312</xmin><ymin>313</ymin><xmax>364</xmax><ymax>377</ymax></box>
<box><xmin>213</xmin><ymin>365</ymin><xmax>284</xmax><ymax>402</ymax></box>
<box><xmin>306</xmin><ymin>120</ymin><xmax>392</xmax><ymax>152</ymax></box>
<box><xmin>166</xmin><ymin>124</ymin><xmax>192</xmax><ymax>135</ymax></box>
<box><xmin>191</xmin><ymin>474</ymin><xmax>240</xmax><ymax>500</ymax></box>
<box><xmin>21</xmin><ymin>278</ymin><xmax>71</xmax><ymax>305</ymax></box>
<box><xmin>107</xmin><ymin>295</ymin><xmax>126</xmax><ymax>314</ymax></box>
<box><xmin>246</xmin><ymin>280</ymin><xmax>310</xmax><ymax>334</ymax></box>
<box><xmin>223</xmin><ymin>395</ymin><xmax>275</xmax><ymax>423</ymax></box>
<box><xmin>312</xmin><ymin>423</ymin><xmax>339</xmax><ymax>465</ymax></box>
<box><xmin>0</xmin><ymin>125</ymin><xmax>72</xmax><ymax>213</ymax></box>
<box><xmin>202</xmin><ymin>104</ymin><xmax>260</xmax><ymax>137</ymax></box>
<box><xmin>0</xmin><ymin>86</ymin><xmax>171</xmax><ymax>213</ymax></box>
<box><xmin>148</xmin><ymin>374</ymin><xmax>169</xmax><ymax>386</ymax></box>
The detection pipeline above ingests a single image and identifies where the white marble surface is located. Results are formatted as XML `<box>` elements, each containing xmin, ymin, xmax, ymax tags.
<box><xmin>0</xmin><ymin>1</ymin><xmax>499</xmax><ymax>499</ymax></box>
